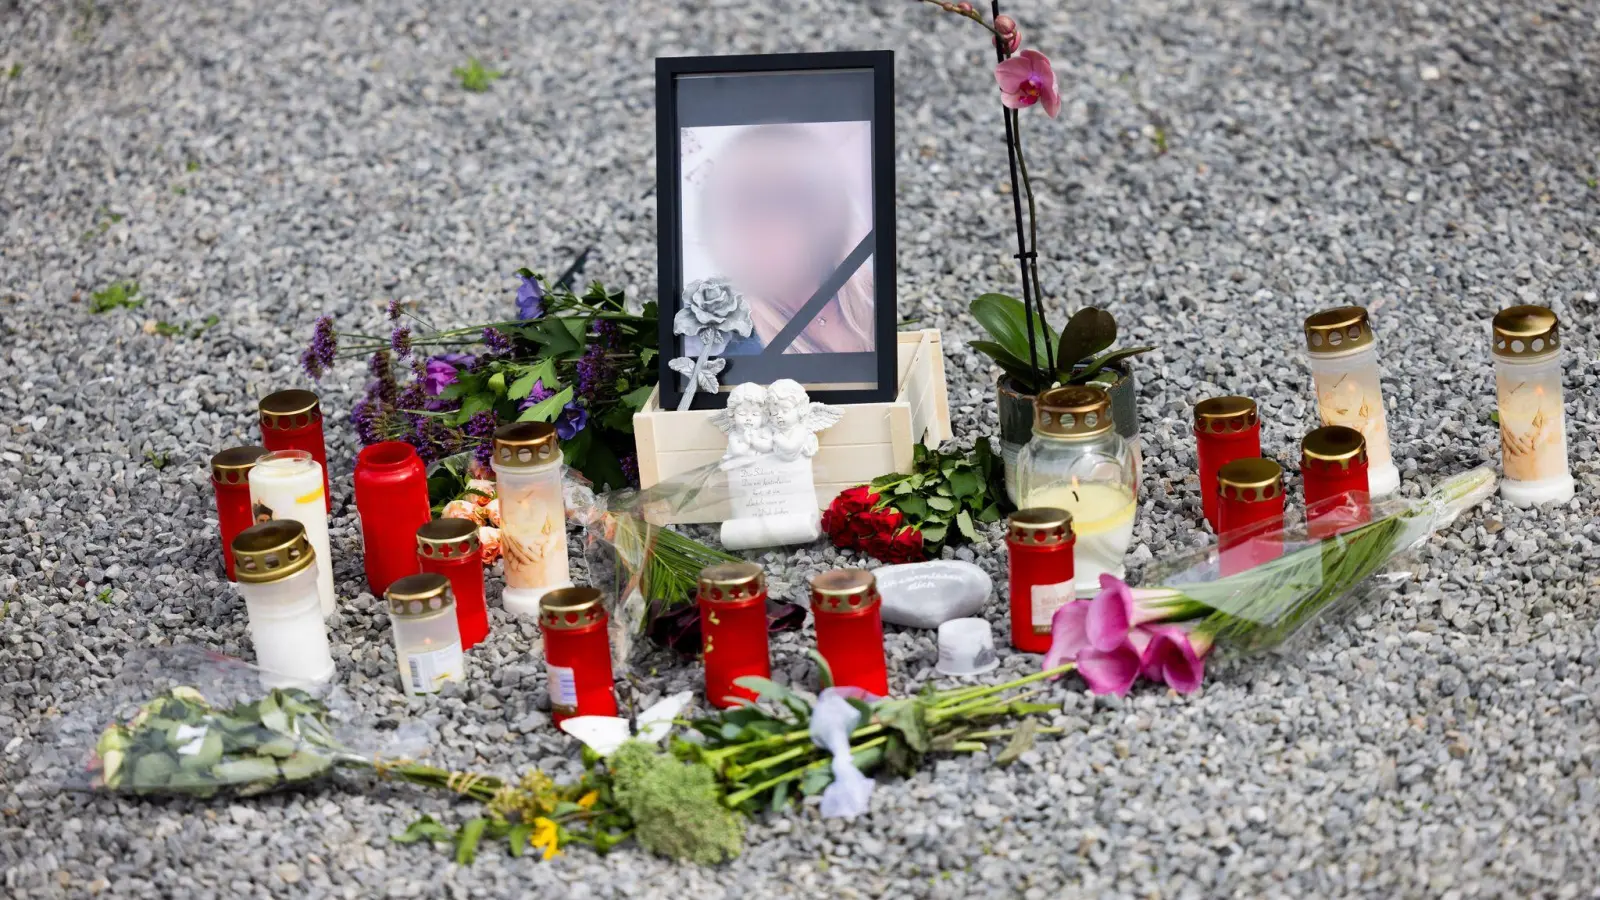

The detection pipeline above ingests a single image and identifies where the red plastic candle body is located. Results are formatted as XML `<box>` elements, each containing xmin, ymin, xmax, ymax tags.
<box><xmin>697</xmin><ymin>563</ymin><xmax>772</xmax><ymax>708</ymax></box>
<box><xmin>1217</xmin><ymin>458</ymin><xmax>1286</xmax><ymax>576</ymax></box>
<box><xmin>540</xmin><ymin>588</ymin><xmax>616</xmax><ymax>724</ymax></box>
<box><xmin>354</xmin><ymin>442</ymin><xmax>431</xmax><ymax>596</ymax></box>
<box><xmin>1301</xmin><ymin>426</ymin><xmax>1371</xmax><ymax>539</ymax></box>
<box><xmin>1006</xmin><ymin>508</ymin><xmax>1076</xmax><ymax>653</ymax></box>
<box><xmin>417</xmin><ymin>518</ymin><xmax>489</xmax><ymax>649</ymax></box>
<box><xmin>211</xmin><ymin>446</ymin><xmax>267</xmax><ymax>581</ymax></box>
<box><xmin>259</xmin><ymin>389</ymin><xmax>331</xmax><ymax>511</ymax></box>
<box><xmin>810</xmin><ymin>570</ymin><xmax>889</xmax><ymax>697</ymax></box>
<box><xmin>1194</xmin><ymin>396</ymin><xmax>1262</xmax><ymax>532</ymax></box>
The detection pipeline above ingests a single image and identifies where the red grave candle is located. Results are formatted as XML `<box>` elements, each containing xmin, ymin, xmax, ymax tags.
<box><xmin>698</xmin><ymin>562</ymin><xmax>772</xmax><ymax>708</ymax></box>
<box><xmin>1193</xmin><ymin>396</ymin><xmax>1262</xmax><ymax>532</ymax></box>
<box><xmin>259</xmin><ymin>390</ymin><xmax>331</xmax><ymax>512</ymax></box>
<box><xmin>539</xmin><ymin>587</ymin><xmax>616</xmax><ymax>723</ymax></box>
<box><xmin>354</xmin><ymin>441</ymin><xmax>431</xmax><ymax>596</ymax></box>
<box><xmin>211</xmin><ymin>445</ymin><xmax>267</xmax><ymax>581</ymax></box>
<box><xmin>1301</xmin><ymin>426</ymin><xmax>1371</xmax><ymax>539</ymax></box>
<box><xmin>810</xmin><ymin>569</ymin><xmax>889</xmax><ymax>697</ymax></box>
<box><xmin>1216</xmin><ymin>458</ymin><xmax>1287</xmax><ymax>576</ymax></box>
<box><xmin>417</xmin><ymin>518</ymin><xmax>489</xmax><ymax>649</ymax></box>
<box><xmin>1006</xmin><ymin>508</ymin><xmax>1076</xmax><ymax>653</ymax></box>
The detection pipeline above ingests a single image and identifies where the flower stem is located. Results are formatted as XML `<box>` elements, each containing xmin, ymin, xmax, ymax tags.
<box><xmin>723</xmin><ymin>736</ymin><xmax>890</xmax><ymax>808</ymax></box>
<box><xmin>1010</xmin><ymin>112</ymin><xmax>1054</xmax><ymax>373</ymax></box>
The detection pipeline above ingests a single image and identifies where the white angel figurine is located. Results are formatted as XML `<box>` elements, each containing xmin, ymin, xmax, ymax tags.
<box><xmin>765</xmin><ymin>379</ymin><xmax>843</xmax><ymax>462</ymax></box>
<box><xmin>708</xmin><ymin>383</ymin><xmax>773</xmax><ymax>470</ymax></box>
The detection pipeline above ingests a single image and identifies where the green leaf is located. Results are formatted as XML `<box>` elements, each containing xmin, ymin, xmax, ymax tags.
<box><xmin>799</xmin><ymin>766</ymin><xmax>834</xmax><ymax>797</ymax></box>
<box><xmin>921</xmin><ymin>524</ymin><xmax>948</xmax><ymax>544</ymax></box>
<box><xmin>948</xmin><ymin>469</ymin><xmax>981</xmax><ymax>499</ymax></box>
<box><xmin>516</xmin><ymin>385</ymin><xmax>573</xmax><ymax>423</ymax></box>
<box><xmin>926</xmin><ymin>496</ymin><xmax>955</xmax><ymax>512</ymax></box>
<box><xmin>874</xmin><ymin>699</ymin><xmax>930</xmax><ymax>753</ymax></box>
<box><xmin>955</xmin><ymin>510</ymin><xmax>977</xmax><ymax>541</ymax></box>
<box><xmin>970</xmin><ymin>293</ymin><xmax>1055</xmax><ymax>369</ymax></box>
<box><xmin>256</xmin><ymin>694</ymin><xmax>288</xmax><ymax>735</ymax></box>
<box><xmin>487</xmin><ymin>372</ymin><xmax>507</xmax><ymax>395</ymax></box>
<box><xmin>455</xmin><ymin>817</ymin><xmax>489</xmax><ymax>865</ymax></box>
<box><xmin>1055</xmin><ymin>307</ymin><xmax>1118</xmax><ymax>370</ymax></box>
<box><xmin>393</xmin><ymin>815</ymin><xmax>453</xmax><ymax>845</ymax></box>
<box><xmin>620</xmin><ymin>384</ymin><xmax>655</xmax><ymax>410</ymax></box>
<box><xmin>1067</xmin><ymin>346</ymin><xmax>1153</xmax><ymax>384</ymax></box>
<box><xmin>770</xmin><ymin>780</ymin><xmax>791</xmax><ymax>812</ymax></box>
<box><xmin>508</xmin><ymin>823</ymin><xmax>533</xmax><ymax>858</ymax></box>
<box><xmin>130</xmin><ymin>752</ymin><xmax>179</xmax><ymax>788</ymax></box>
<box><xmin>731</xmin><ymin>676</ymin><xmax>799</xmax><ymax>705</ymax></box>
<box><xmin>895</xmin><ymin>495</ymin><xmax>930</xmax><ymax>520</ymax></box>
<box><xmin>995</xmin><ymin>719</ymin><xmax>1039</xmax><ymax>767</ymax></box>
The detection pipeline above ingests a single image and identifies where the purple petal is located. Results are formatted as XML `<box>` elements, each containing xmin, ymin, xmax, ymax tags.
<box><xmin>1077</xmin><ymin>643</ymin><xmax>1143</xmax><ymax>696</ymax></box>
<box><xmin>1141</xmin><ymin>625</ymin><xmax>1207</xmax><ymax>695</ymax></box>
<box><xmin>1042</xmin><ymin>601</ymin><xmax>1090</xmax><ymax>676</ymax></box>
<box><xmin>1085</xmin><ymin>574</ymin><xmax>1134</xmax><ymax>652</ymax></box>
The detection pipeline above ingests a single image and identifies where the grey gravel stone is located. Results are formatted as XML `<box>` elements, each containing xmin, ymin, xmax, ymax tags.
<box><xmin>2</xmin><ymin>0</ymin><xmax>1598</xmax><ymax>897</ymax></box>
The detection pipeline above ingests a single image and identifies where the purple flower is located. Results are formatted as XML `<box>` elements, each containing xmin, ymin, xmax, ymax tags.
<box><xmin>301</xmin><ymin>316</ymin><xmax>337</xmax><ymax>380</ymax></box>
<box><xmin>620</xmin><ymin>453</ymin><xmax>639</xmax><ymax>487</ymax></box>
<box><xmin>438</xmin><ymin>351</ymin><xmax>476</xmax><ymax>369</ymax></box>
<box><xmin>368</xmin><ymin>350</ymin><xmax>397</xmax><ymax>402</ymax></box>
<box><xmin>574</xmin><ymin>342</ymin><xmax>614</xmax><ymax>399</ymax></box>
<box><xmin>391</xmin><ymin>325</ymin><xmax>412</xmax><ymax>359</ymax></box>
<box><xmin>422</xmin><ymin>358</ymin><xmax>459</xmax><ymax>396</ymax></box>
<box><xmin>386</xmin><ymin>299</ymin><xmax>402</xmax><ymax>321</ymax></box>
<box><xmin>462</xmin><ymin>410</ymin><xmax>499</xmax><ymax>467</ymax></box>
<box><xmin>482</xmin><ymin>326</ymin><xmax>512</xmax><ymax>356</ymax></box>
<box><xmin>555</xmin><ymin>402</ymin><xmax>588</xmax><ymax>440</ymax></box>
<box><xmin>517</xmin><ymin>379</ymin><xmax>556</xmax><ymax>412</ymax></box>
<box><xmin>516</xmin><ymin>272</ymin><xmax>544</xmax><ymax>320</ymax></box>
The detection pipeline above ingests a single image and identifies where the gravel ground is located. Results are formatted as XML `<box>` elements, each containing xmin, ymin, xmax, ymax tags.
<box><xmin>3</xmin><ymin>0</ymin><xmax>1599</xmax><ymax>896</ymax></box>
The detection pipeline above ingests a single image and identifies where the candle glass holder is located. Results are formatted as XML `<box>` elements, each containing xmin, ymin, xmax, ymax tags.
<box><xmin>1492</xmin><ymin>306</ymin><xmax>1575</xmax><ymax>507</ymax></box>
<box><xmin>1017</xmin><ymin>386</ymin><xmax>1137</xmax><ymax>596</ymax></box>
<box><xmin>492</xmin><ymin>422</ymin><xmax>570</xmax><ymax>617</ymax></box>
<box><xmin>248</xmin><ymin>449</ymin><xmax>335</xmax><ymax>617</ymax></box>
<box><xmin>211</xmin><ymin>445</ymin><xmax>266</xmax><ymax>581</ymax></box>
<box><xmin>1006</xmin><ymin>508</ymin><xmax>1075</xmax><ymax>653</ymax></box>
<box><xmin>698</xmin><ymin>562</ymin><xmax>772</xmax><ymax>708</ymax></box>
<box><xmin>1301</xmin><ymin>425</ymin><xmax>1370</xmax><ymax>539</ymax></box>
<box><xmin>540</xmin><ymin>587</ymin><xmax>617</xmax><ymax>723</ymax></box>
<box><xmin>1216</xmin><ymin>458</ymin><xmax>1286</xmax><ymax>576</ymax></box>
<box><xmin>354</xmin><ymin>441</ymin><xmax>431</xmax><ymax>596</ymax></box>
<box><xmin>1304</xmin><ymin>307</ymin><xmax>1399</xmax><ymax>497</ymax></box>
<box><xmin>417</xmin><ymin>518</ymin><xmax>489</xmax><ymax>649</ymax></box>
<box><xmin>386</xmin><ymin>573</ymin><xmax>466</xmax><ymax>696</ymax></box>
<box><xmin>258</xmin><ymin>389</ymin><xmax>331</xmax><ymax>511</ymax></box>
<box><xmin>810</xmin><ymin>569</ymin><xmax>889</xmax><ymax>696</ymax></box>
<box><xmin>232</xmin><ymin>520</ymin><xmax>335</xmax><ymax>689</ymax></box>
<box><xmin>1193</xmin><ymin>396</ymin><xmax>1261</xmax><ymax>532</ymax></box>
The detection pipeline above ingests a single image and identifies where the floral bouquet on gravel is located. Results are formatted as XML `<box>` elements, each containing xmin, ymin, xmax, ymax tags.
<box><xmin>823</xmin><ymin>442</ymin><xmax>1005</xmax><ymax>563</ymax></box>
<box><xmin>1043</xmin><ymin>467</ymin><xmax>1497</xmax><ymax>695</ymax></box>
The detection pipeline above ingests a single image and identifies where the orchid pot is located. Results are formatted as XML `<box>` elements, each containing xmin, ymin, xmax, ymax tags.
<box><xmin>997</xmin><ymin>363</ymin><xmax>1140</xmax><ymax>504</ymax></box>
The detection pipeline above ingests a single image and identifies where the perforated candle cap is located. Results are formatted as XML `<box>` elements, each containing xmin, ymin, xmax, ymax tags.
<box><xmin>540</xmin><ymin>586</ymin><xmax>606</xmax><ymax>631</ymax></box>
<box><xmin>810</xmin><ymin>569</ymin><xmax>880</xmax><ymax>614</ymax></box>
<box><xmin>258</xmin><ymin>389</ymin><xmax>322</xmax><ymax>430</ymax></box>
<box><xmin>1216</xmin><ymin>457</ymin><xmax>1285</xmax><ymax>502</ymax></box>
<box><xmin>1491</xmin><ymin>305</ymin><xmax>1561</xmax><ymax>359</ymax></box>
<box><xmin>492</xmin><ymin>421</ymin><xmax>561</xmax><ymax>468</ymax></box>
<box><xmin>386</xmin><ymin>573</ymin><xmax>455</xmax><ymax>617</ymax></box>
<box><xmin>1193</xmin><ymin>396</ymin><xmax>1258</xmax><ymax>434</ymax></box>
<box><xmin>231</xmin><ymin>519</ymin><xmax>316</xmax><ymax>583</ymax></box>
<box><xmin>1301</xmin><ymin>426</ymin><xmax>1367</xmax><ymax>466</ymax></box>
<box><xmin>1034</xmin><ymin>385</ymin><xmax>1113</xmax><ymax>438</ymax></box>
<box><xmin>1304</xmin><ymin>306</ymin><xmax>1374</xmax><ymax>355</ymax></box>
<box><xmin>211</xmin><ymin>445</ymin><xmax>268</xmax><ymax>484</ymax></box>
<box><xmin>698</xmin><ymin>562</ymin><xmax>766</xmax><ymax>602</ymax></box>
<box><xmin>1007</xmin><ymin>507</ymin><xmax>1075</xmax><ymax>547</ymax></box>
<box><xmin>416</xmin><ymin>517</ymin><xmax>480</xmax><ymax>559</ymax></box>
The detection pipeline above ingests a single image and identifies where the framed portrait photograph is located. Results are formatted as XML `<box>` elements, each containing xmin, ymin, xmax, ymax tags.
<box><xmin>655</xmin><ymin>51</ymin><xmax>897</xmax><ymax>411</ymax></box>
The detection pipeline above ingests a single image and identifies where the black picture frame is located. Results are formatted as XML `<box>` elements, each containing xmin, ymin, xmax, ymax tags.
<box><xmin>655</xmin><ymin>50</ymin><xmax>897</xmax><ymax>411</ymax></box>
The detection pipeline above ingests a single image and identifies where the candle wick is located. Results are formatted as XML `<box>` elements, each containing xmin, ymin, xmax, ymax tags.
<box><xmin>1073</xmin><ymin>491</ymin><xmax>1080</xmax><ymax>503</ymax></box>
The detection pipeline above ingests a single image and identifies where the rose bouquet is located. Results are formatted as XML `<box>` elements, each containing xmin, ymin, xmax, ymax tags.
<box><xmin>1042</xmin><ymin>467</ymin><xmax>1497</xmax><ymax>695</ymax></box>
<box><xmin>823</xmin><ymin>442</ymin><xmax>1005</xmax><ymax>563</ymax></box>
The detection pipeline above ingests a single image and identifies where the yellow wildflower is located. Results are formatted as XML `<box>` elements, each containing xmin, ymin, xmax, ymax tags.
<box><xmin>530</xmin><ymin>817</ymin><xmax>561</xmax><ymax>861</ymax></box>
<box><xmin>577</xmin><ymin>790</ymin><xmax>599</xmax><ymax>809</ymax></box>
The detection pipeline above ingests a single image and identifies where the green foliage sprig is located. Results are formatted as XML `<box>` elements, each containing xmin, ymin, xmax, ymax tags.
<box><xmin>868</xmin><ymin>442</ymin><xmax>1005</xmax><ymax>552</ymax></box>
<box><xmin>453</xmin><ymin>57</ymin><xmax>503</xmax><ymax>92</ymax></box>
<box><xmin>88</xmin><ymin>281</ymin><xmax>141</xmax><ymax>313</ymax></box>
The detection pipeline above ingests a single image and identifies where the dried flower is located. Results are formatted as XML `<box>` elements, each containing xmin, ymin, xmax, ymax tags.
<box><xmin>516</xmin><ymin>273</ymin><xmax>545</xmax><ymax>320</ymax></box>
<box><xmin>301</xmin><ymin>316</ymin><xmax>337</xmax><ymax>379</ymax></box>
<box><xmin>482</xmin><ymin>327</ymin><xmax>512</xmax><ymax>356</ymax></box>
<box><xmin>995</xmin><ymin>49</ymin><xmax>1060</xmax><ymax>117</ymax></box>
<box><xmin>391</xmin><ymin>325</ymin><xmax>413</xmax><ymax>359</ymax></box>
<box><xmin>574</xmin><ymin>342</ymin><xmax>613</xmax><ymax>399</ymax></box>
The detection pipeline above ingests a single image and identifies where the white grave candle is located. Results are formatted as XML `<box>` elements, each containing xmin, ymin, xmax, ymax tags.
<box><xmin>248</xmin><ymin>449</ymin><xmax>335</xmax><ymax>616</ymax></box>
<box><xmin>385</xmin><ymin>573</ymin><xmax>465</xmax><ymax>696</ymax></box>
<box><xmin>231</xmin><ymin>519</ymin><xmax>335</xmax><ymax>689</ymax></box>
<box><xmin>1492</xmin><ymin>306</ymin><xmax>1575</xmax><ymax>507</ymax></box>
<box><xmin>491</xmin><ymin>422</ymin><xmax>570</xmax><ymax>617</ymax></box>
<box><xmin>1304</xmin><ymin>306</ymin><xmax>1400</xmax><ymax>497</ymax></box>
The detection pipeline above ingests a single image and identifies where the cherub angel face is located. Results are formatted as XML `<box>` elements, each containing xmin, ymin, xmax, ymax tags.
<box><xmin>765</xmin><ymin>392</ymin><xmax>803</xmax><ymax>430</ymax></box>
<box><xmin>731</xmin><ymin>395</ymin><xmax>765</xmax><ymax>433</ymax></box>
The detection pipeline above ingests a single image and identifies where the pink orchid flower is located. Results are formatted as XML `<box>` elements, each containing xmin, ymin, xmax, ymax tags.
<box><xmin>1139</xmin><ymin>624</ymin><xmax>1214</xmax><ymax>695</ymax></box>
<box><xmin>994</xmin><ymin>49</ymin><xmax>1061</xmax><ymax>118</ymax></box>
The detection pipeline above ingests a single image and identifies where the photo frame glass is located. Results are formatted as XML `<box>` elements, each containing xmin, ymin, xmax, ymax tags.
<box><xmin>658</xmin><ymin>54</ymin><xmax>896</xmax><ymax>410</ymax></box>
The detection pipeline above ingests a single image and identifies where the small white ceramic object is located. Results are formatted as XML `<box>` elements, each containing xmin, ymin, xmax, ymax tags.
<box><xmin>936</xmin><ymin>618</ymin><xmax>999</xmax><ymax>676</ymax></box>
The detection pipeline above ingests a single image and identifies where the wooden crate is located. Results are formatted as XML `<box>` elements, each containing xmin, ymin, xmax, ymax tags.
<box><xmin>634</xmin><ymin>329</ymin><xmax>954</xmax><ymax>524</ymax></box>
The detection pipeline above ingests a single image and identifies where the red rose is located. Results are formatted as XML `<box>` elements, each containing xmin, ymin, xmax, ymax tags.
<box><xmin>852</xmin><ymin>507</ymin><xmax>902</xmax><ymax>541</ymax></box>
<box><xmin>836</xmin><ymin>485</ymin><xmax>881</xmax><ymax>516</ymax></box>
<box><xmin>881</xmin><ymin>527</ymin><xmax>927</xmax><ymax>564</ymax></box>
<box><xmin>822</xmin><ymin>505</ymin><xmax>857</xmax><ymax>549</ymax></box>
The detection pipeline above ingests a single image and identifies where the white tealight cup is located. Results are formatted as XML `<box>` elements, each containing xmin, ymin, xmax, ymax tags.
<box><xmin>936</xmin><ymin>618</ymin><xmax>999</xmax><ymax>677</ymax></box>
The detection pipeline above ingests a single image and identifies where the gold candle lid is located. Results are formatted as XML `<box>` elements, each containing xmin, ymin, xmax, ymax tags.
<box><xmin>698</xmin><ymin>562</ymin><xmax>766</xmax><ymax>602</ymax></box>
<box><xmin>492</xmin><ymin>422</ymin><xmax>561</xmax><ymax>468</ymax></box>
<box><xmin>1301</xmin><ymin>426</ymin><xmax>1367</xmax><ymax>467</ymax></box>
<box><xmin>1304</xmin><ymin>306</ymin><xmax>1374</xmax><ymax>355</ymax></box>
<box><xmin>1193</xmin><ymin>396</ymin><xmax>1258</xmax><ymax>435</ymax></box>
<box><xmin>258</xmin><ymin>389</ymin><xmax>322</xmax><ymax>430</ymax></box>
<box><xmin>211</xmin><ymin>445</ymin><xmax>268</xmax><ymax>484</ymax></box>
<box><xmin>1491</xmin><ymin>305</ymin><xmax>1561</xmax><ymax>359</ymax></box>
<box><xmin>416</xmin><ymin>518</ymin><xmax>480</xmax><ymax>558</ymax></box>
<box><xmin>810</xmin><ymin>569</ymin><xmax>880</xmax><ymax>613</ymax></box>
<box><xmin>232</xmin><ymin>520</ymin><xmax>316</xmax><ymax>584</ymax></box>
<box><xmin>1007</xmin><ymin>508</ymin><xmax>1074</xmax><ymax>547</ymax></box>
<box><xmin>386</xmin><ymin>573</ymin><xmax>455</xmax><ymax>617</ymax></box>
<box><xmin>1216</xmin><ymin>458</ymin><xmax>1284</xmax><ymax>502</ymax></box>
<box><xmin>1034</xmin><ymin>385</ymin><xmax>1113</xmax><ymax>438</ymax></box>
<box><xmin>540</xmin><ymin>586</ymin><xmax>606</xmax><ymax>630</ymax></box>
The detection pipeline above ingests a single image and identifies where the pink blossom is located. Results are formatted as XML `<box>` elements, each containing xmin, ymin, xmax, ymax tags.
<box><xmin>1042</xmin><ymin>600</ymin><xmax>1090</xmax><ymax>676</ymax></box>
<box><xmin>994</xmin><ymin>49</ymin><xmax>1059</xmax><ymax>117</ymax></box>
<box><xmin>1078</xmin><ymin>629</ymin><xmax>1150</xmax><ymax>696</ymax></box>
<box><xmin>442</xmin><ymin>499</ymin><xmax>477</xmax><ymax>521</ymax></box>
<box><xmin>993</xmin><ymin>15</ymin><xmax>1021</xmax><ymax>55</ymax></box>
<box><xmin>477</xmin><ymin>526</ymin><xmax>503</xmax><ymax>565</ymax></box>
<box><xmin>465</xmin><ymin>479</ymin><xmax>496</xmax><ymax>506</ymax></box>
<box><xmin>1139</xmin><ymin>624</ymin><xmax>1213</xmax><ymax>694</ymax></box>
<box><xmin>483</xmin><ymin>498</ymin><xmax>502</xmax><ymax>528</ymax></box>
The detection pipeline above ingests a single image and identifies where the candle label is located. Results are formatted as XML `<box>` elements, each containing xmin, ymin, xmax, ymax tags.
<box><xmin>404</xmin><ymin>642</ymin><xmax>464</xmax><ymax>694</ymax></box>
<box><xmin>1497</xmin><ymin>374</ymin><xmax>1568</xmax><ymax>482</ymax></box>
<box><xmin>547</xmin><ymin>663</ymin><xmax>579</xmax><ymax>714</ymax></box>
<box><xmin>1031</xmin><ymin>580</ymin><xmax>1074</xmax><ymax>633</ymax></box>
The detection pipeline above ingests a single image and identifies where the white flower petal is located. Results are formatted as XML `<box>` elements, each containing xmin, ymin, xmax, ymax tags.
<box><xmin>558</xmin><ymin>716</ymin><xmax>632</xmax><ymax>756</ymax></box>
<box><xmin>635</xmin><ymin>691</ymin><xmax>693</xmax><ymax>744</ymax></box>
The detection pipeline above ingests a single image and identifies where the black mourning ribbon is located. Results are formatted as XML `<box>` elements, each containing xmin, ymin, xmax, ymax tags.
<box><xmin>758</xmin><ymin>231</ymin><xmax>875</xmax><ymax>356</ymax></box>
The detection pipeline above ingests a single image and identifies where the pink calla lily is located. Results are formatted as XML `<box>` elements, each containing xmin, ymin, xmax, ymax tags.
<box><xmin>1139</xmin><ymin>624</ymin><xmax>1213</xmax><ymax>695</ymax></box>
<box><xmin>1078</xmin><ymin>629</ymin><xmax>1150</xmax><ymax>696</ymax></box>
<box><xmin>1085</xmin><ymin>574</ymin><xmax>1135</xmax><ymax>651</ymax></box>
<box><xmin>994</xmin><ymin>49</ymin><xmax>1061</xmax><ymax>118</ymax></box>
<box><xmin>1042</xmin><ymin>600</ymin><xmax>1090</xmax><ymax>676</ymax></box>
